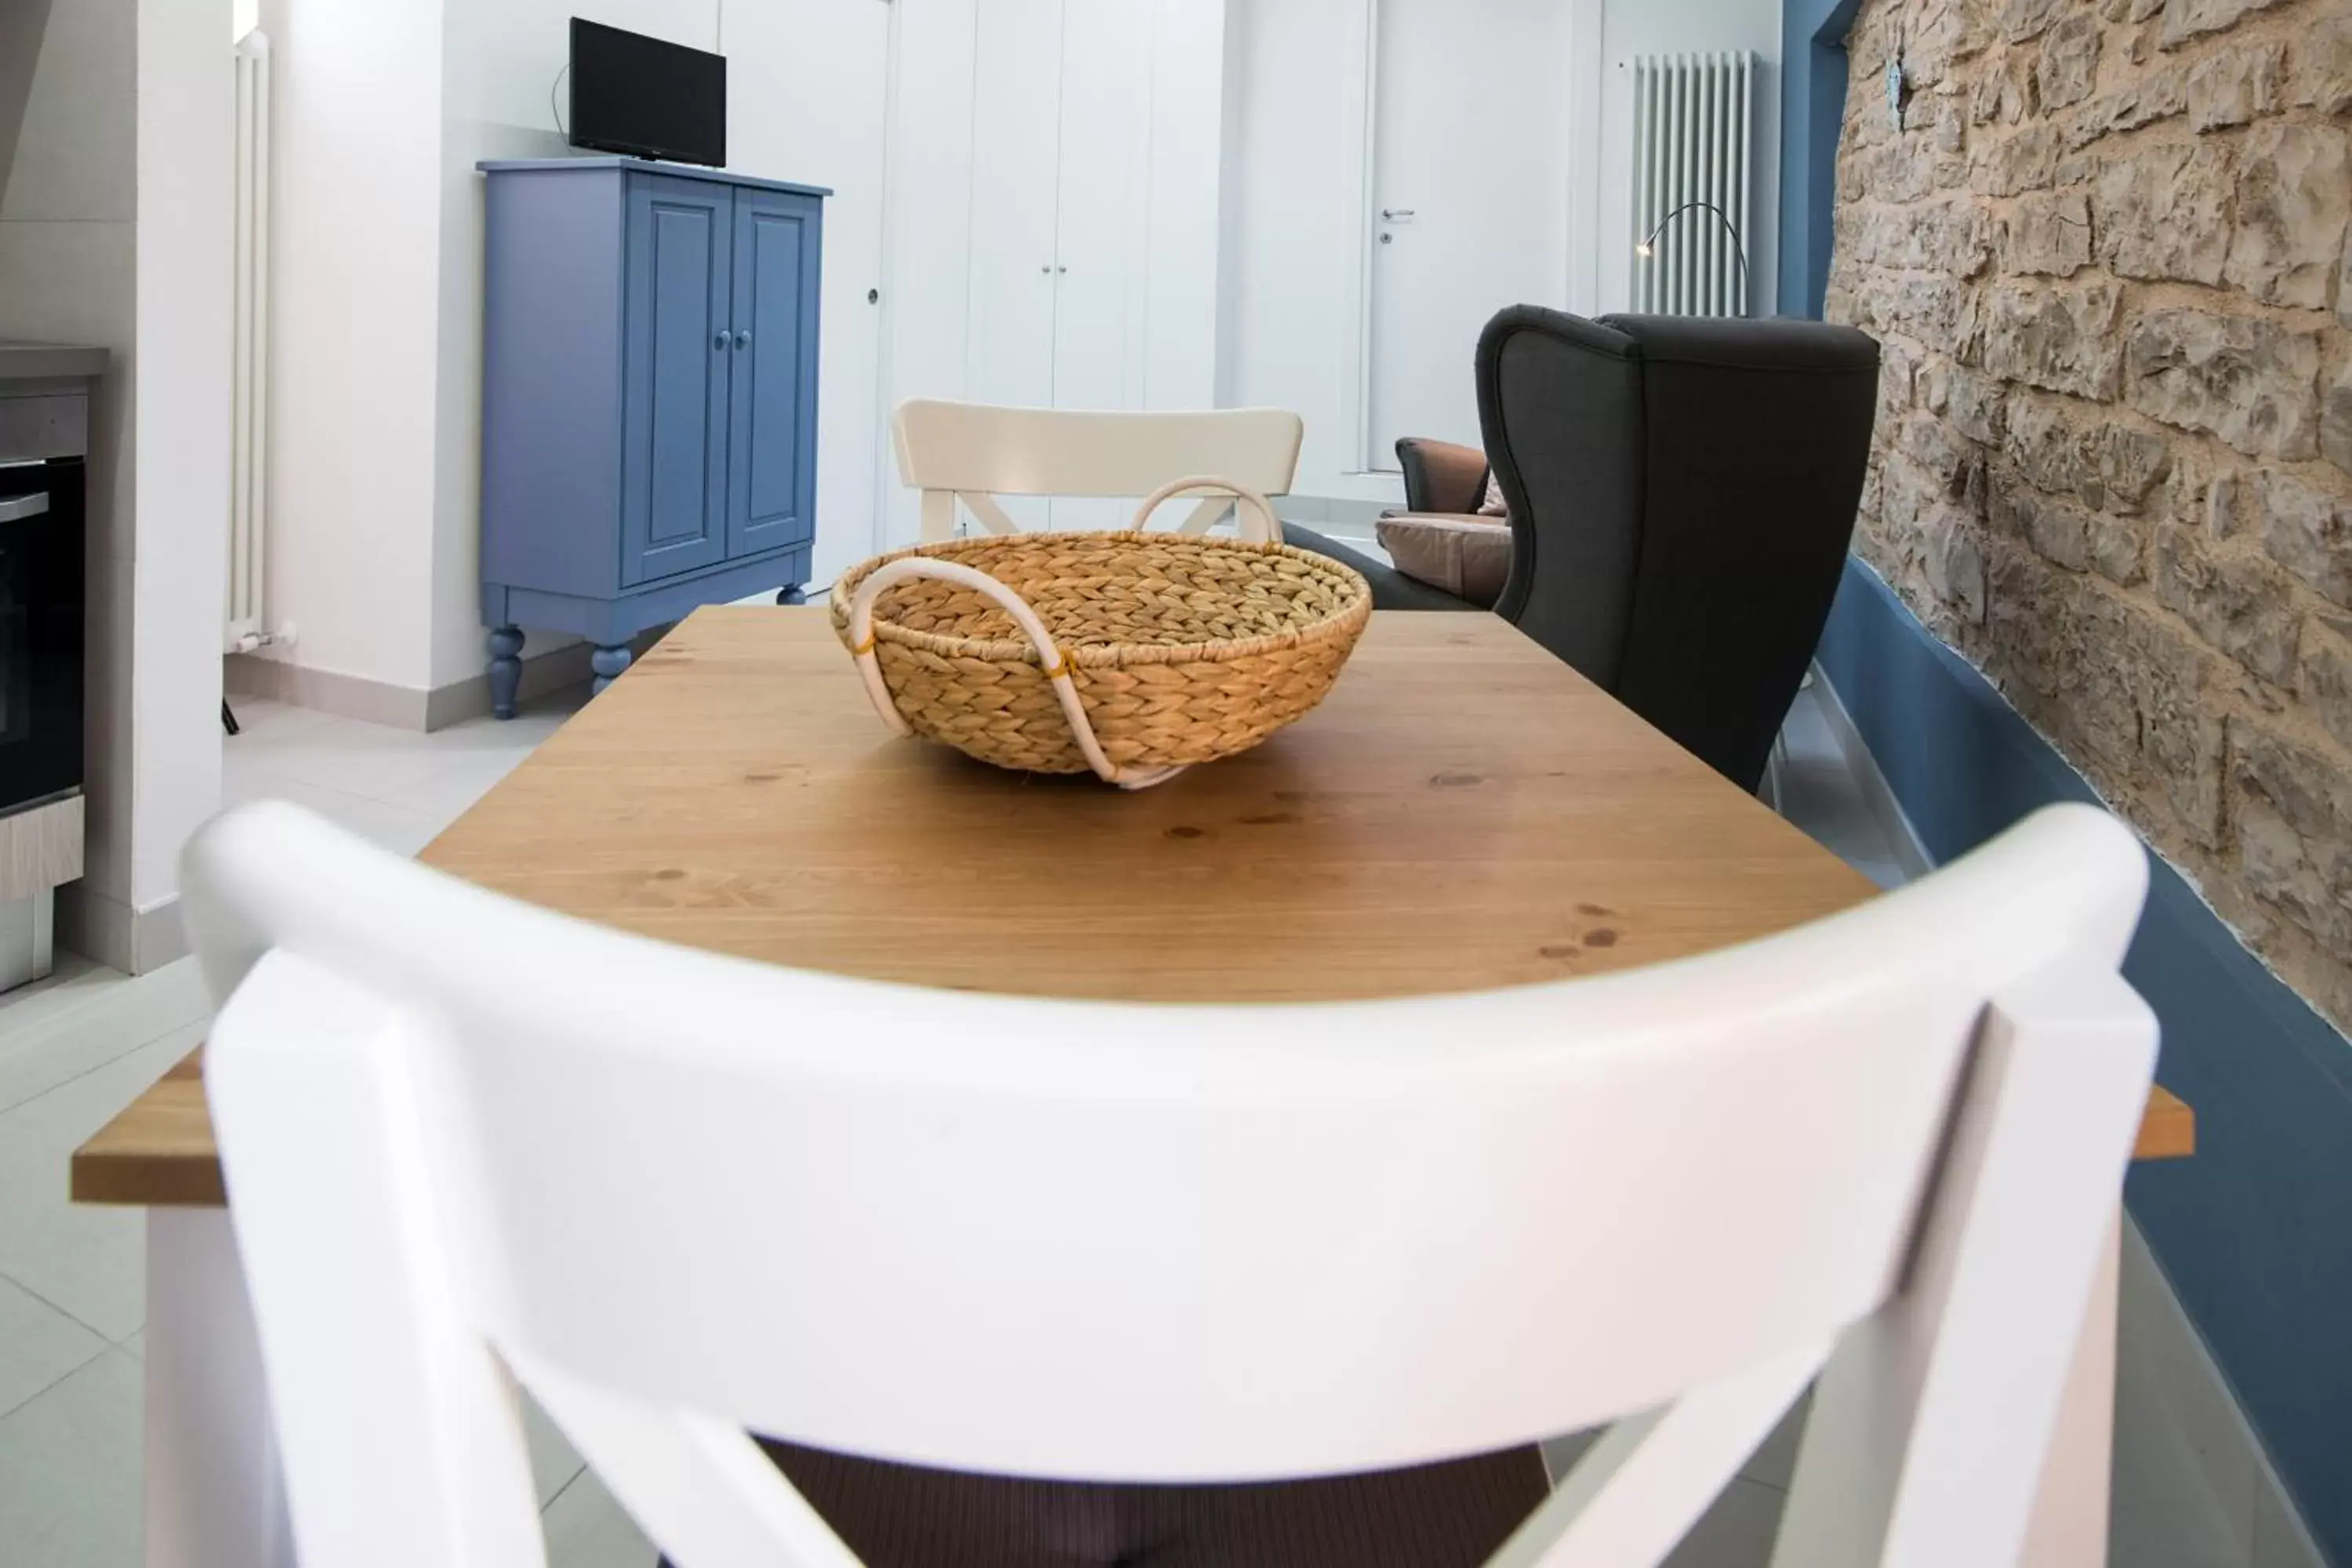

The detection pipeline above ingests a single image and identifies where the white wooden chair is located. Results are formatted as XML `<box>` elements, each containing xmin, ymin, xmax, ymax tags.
<box><xmin>186</xmin><ymin>799</ymin><xmax>2156</xmax><ymax>1568</ymax></box>
<box><xmin>891</xmin><ymin>399</ymin><xmax>1305</xmax><ymax>543</ymax></box>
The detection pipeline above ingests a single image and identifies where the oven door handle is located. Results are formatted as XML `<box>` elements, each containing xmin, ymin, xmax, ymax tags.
<box><xmin>0</xmin><ymin>493</ymin><xmax>49</xmax><ymax>524</ymax></box>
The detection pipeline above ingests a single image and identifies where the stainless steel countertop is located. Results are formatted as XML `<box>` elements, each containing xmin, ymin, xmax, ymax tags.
<box><xmin>0</xmin><ymin>342</ymin><xmax>108</xmax><ymax>381</ymax></box>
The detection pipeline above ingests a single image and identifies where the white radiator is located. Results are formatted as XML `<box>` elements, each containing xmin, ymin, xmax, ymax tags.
<box><xmin>1631</xmin><ymin>52</ymin><xmax>1755</xmax><ymax>318</ymax></box>
<box><xmin>228</xmin><ymin>31</ymin><xmax>274</xmax><ymax>652</ymax></box>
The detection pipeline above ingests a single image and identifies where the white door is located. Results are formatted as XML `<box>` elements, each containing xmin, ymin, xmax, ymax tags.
<box><xmin>964</xmin><ymin>0</ymin><xmax>1065</xmax><ymax>528</ymax></box>
<box><xmin>1047</xmin><ymin>0</ymin><xmax>1145</xmax><ymax>527</ymax></box>
<box><xmin>967</xmin><ymin>0</ymin><xmax>1063</xmax><ymax>413</ymax></box>
<box><xmin>1367</xmin><ymin>0</ymin><xmax>1572</xmax><ymax>470</ymax></box>
<box><xmin>724</xmin><ymin>0</ymin><xmax>895</xmax><ymax>587</ymax></box>
<box><xmin>877</xmin><ymin>0</ymin><xmax>1220</xmax><ymax>539</ymax></box>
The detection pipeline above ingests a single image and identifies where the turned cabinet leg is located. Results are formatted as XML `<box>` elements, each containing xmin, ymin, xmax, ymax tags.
<box><xmin>777</xmin><ymin>585</ymin><xmax>807</xmax><ymax>606</ymax></box>
<box><xmin>487</xmin><ymin>626</ymin><xmax>524</xmax><ymax>720</ymax></box>
<box><xmin>590</xmin><ymin>643</ymin><xmax>634</xmax><ymax>696</ymax></box>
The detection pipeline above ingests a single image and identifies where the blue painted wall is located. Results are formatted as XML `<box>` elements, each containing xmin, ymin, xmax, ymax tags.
<box><xmin>1819</xmin><ymin>559</ymin><xmax>2352</xmax><ymax>1566</ymax></box>
<box><xmin>1778</xmin><ymin>0</ymin><xmax>1860</xmax><ymax>318</ymax></box>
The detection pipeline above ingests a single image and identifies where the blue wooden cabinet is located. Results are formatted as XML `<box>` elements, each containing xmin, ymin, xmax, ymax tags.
<box><xmin>477</xmin><ymin>158</ymin><xmax>829</xmax><ymax>717</ymax></box>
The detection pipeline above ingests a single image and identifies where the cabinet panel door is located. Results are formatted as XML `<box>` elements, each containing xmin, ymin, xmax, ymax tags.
<box><xmin>727</xmin><ymin>189</ymin><xmax>822</xmax><ymax>559</ymax></box>
<box><xmin>964</xmin><ymin>0</ymin><xmax>1063</xmax><ymax>532</ymax></box>
<box><xmin>1047</xmin><ymin>0</ymin><xmax>1147</xmax><ymax>528</ymax></box>
<box><xmin>1051</xmin><ymin>0</ymin><xmax>1143</xmax><ymax>412</ymax></box>
<box><xmin>622</xmin><ymin>176</ymin><xmax>732</xmax><ymax>587</ymax></box>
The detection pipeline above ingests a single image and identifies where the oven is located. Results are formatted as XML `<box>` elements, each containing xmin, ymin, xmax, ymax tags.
<box><xmin>0</xmin><ymin>456</ymin><xmax>85</xmax><ymax>817</ymax></box>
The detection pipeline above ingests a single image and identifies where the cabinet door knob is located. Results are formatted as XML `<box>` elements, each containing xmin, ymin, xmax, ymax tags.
<box><xmin>735</xmin><ymin>330</ymin><xmax>752</xmax><ymax>350</ymax></box>
<box><xmin>713</xmin><ymin>331</ymin><xmax>729</xmax><ymax>350</ymax></box>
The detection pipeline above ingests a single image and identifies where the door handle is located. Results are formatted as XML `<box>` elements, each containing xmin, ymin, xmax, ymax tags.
<box><xmin>713</xmin><ymin>331</ymin><xmax>730</xmax><ymax>350</ymax></box>
<box><xmin>735</xmin><ymin>330</ymin><xmax>752</xmax><ymax>350</ymax></box>
<box><xmin>1381</xmin><ymin>208</ymin><xmax>1416</xmax><ymax>222</ymax></box>
<box><xmin>0</xmin><ymin>494</ymin><xmax>49</xmax><ymax>524</ymax></box>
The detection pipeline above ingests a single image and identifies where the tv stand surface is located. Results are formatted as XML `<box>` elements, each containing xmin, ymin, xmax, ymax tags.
<box><xmin>477</xmin><ymin>155</ymin><xmax>829</xmax><ymax>199</ymax></box>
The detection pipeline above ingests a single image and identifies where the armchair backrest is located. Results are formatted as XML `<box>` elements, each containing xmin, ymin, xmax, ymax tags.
<box><xmin>1479</xmin><ymin>309</ymin><xmax>1880</xmax><ymax>789</ymax></box>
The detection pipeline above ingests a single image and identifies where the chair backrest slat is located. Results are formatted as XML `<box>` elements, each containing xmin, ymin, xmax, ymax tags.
<box><xmin>892</xmin><ymin>399</ymin><xmax>1304</xmax><ymax>542</ymax></box>
<box><xmin>189</xmin><ymin>800</ymin><xmax>2155</xmax><ymax>1568</ymax></box>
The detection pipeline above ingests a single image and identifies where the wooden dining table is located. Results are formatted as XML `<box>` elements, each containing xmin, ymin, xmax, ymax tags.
<box><xmin>75</xmin><ymin>607</ymin><xmax>2190</xmax><ymax>1566</ymax></box>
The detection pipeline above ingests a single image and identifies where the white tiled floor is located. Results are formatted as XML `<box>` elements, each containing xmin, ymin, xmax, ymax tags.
<box><xmin>0</xmin><ymin>683</ymin><xmax>649</xmax><ymax>1566</ymax></box>
<box><xmin>1773</xmin><ymin>677</ymin><xmax>1914</xmax><ymax>890</ymax></box>
<box><xmin>0</xmin><ymin>678</ymin><xmax>2268</xmax><ymax>1566</ymax></box>
<box><xmin>219</xmin><ymin>687</ymin><xmax>592</xmax><ymax>855</ymax></box>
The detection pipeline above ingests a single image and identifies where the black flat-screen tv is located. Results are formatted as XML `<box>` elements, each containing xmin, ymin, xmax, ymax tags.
<box><xmin>568</xmin><ymin>19</ymin><xmax>727</xmax><ymax>169</ymax></box>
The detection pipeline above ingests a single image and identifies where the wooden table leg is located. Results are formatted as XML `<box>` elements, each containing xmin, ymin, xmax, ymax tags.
<box><xmin>2020</xmin><ymin>1210</ymin><xmax>2121</xmax><ymax>1567</ymax></box>
<box><xmin>145</xmin><ymin>1208</ymin><xmax>297</xmax><ymax>1568</ymax></box>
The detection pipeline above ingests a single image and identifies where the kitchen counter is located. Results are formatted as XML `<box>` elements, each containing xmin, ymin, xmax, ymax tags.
<box><xmin>0</xmin><ymin>340</ymin><xmax>109</xmax><ymax>380</ymax></box>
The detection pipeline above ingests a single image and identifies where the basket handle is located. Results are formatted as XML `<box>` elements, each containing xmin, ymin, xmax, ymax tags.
<box><xmin>846</xmin><ymin>557</ymin><xmax>1184</xmax><ymax>792</ymax></box>
<box><xmin>1131</xmin><ymin>475</ymin><xmax>1283</xmax><ymax>545</ymax></box>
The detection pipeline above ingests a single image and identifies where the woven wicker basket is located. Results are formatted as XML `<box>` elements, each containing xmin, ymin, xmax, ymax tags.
<box><xmin>831</xmin><ymin>521</ymin><xmax>1371</xmax><ymax>789</ymax></box>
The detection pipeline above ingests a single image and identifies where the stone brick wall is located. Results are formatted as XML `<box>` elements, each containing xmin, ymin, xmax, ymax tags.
<box><xmin>1828</xmin><ymin>0</ymin><xmax>2352</xmax><ymax>1025</ymax></box>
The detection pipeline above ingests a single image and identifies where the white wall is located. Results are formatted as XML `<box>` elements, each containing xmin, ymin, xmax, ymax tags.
<box><xmin>432</xmin><ymin>2</ymin><xmax>720</xmax><ymax>690</ymax></box>
<box><xmin>0</xmin><ymin>0</ymin><xmax>230</xmax><ymax>967</ymax></box>
<box><xmin>1218</xmin><ymin>0</ymin><xmax>1781</xmax><ymax>504</ymax></box>
<box><xmin>1140</xmin><ymin>0</ymin><xmax>1227</xmax><ymax>411</ymax></box>
<box><xmin>434</xmin><ymin>0</ymin><xmax>900</xmax><ymax>673</ymax></box>
<box><xmin>0</xmin><ymin>0</ymin><xmax>140</xmax><ymax>913</ymax></box>
<box><xmin>278</xmin><ymin>0</ymin><xmax>895</xmax><ymax>695</ymax></box>
<box><xmin>256</xmin><ymin>0</ymin><xmax>446</xmax><ymax>694</ymax></box>
<box><xmin>880</xmin><ymin>0</ymin><xmax>981</xmax><ymax>546</ymax></box>
<box><xmin>257</xmin><ymin>0</ymin><xmax>713</xmax><ymax>699</ymax></box>
<box><xmin>1589</xmin><ymin>0</ymin><xmax>1781</xmax><ymax>317</ymax></box>
<box><xmin>129</xmin><ymin>0</ymin><xmax>234</xmax><ymax>917</ymax></box>
<box><xmin>1216</xmin><ymin>0</ymin><xmax>1392</xmax><ymax>506</ymax></box>
<box><xmin>881</xmin><ymin>0</ymin><xmax>1226</xmax><ymax>546</ymax></box>
<box><xmin>257</xmin><ymin>0</ymin><xmax>1225</xmax><ymax>703</ymax></box>
<box><xmin>721</xmin><ymin>2</ymin><xmax>896</xmax><ymax>591</ymax></box>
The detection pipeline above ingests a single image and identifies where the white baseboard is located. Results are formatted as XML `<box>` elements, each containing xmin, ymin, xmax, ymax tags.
<box><xmin>226</xmin><ymin>641</ymin><xmax>597</xmax><ymax>733</ymax></box>
<box><xmin>1806</xmin><ymin>661</ymin><xmax>1936</xmax><ymax>881</ymax></box>
<box><xmin>225</xmin><ymin>652</ymin><xmax>431</xmax><ymax>729</ymax></box>
<box><xmin>424</xmin><ymin>641</ymin><xmax>598</xmax><ymax>729</ymax></box>
<box><xmin>57</xmin><ymin>886</ymin><xmax>186</xmax><ymax>975</ymax></box>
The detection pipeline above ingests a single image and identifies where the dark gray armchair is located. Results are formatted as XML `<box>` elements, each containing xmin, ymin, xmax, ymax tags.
<box><xmin>1287</xmin><ymin>307</ymin><xmax>1881</xmax><ymax>790</ymax></box>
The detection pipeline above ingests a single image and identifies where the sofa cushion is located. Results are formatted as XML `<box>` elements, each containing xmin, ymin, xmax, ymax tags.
<box><xmin>1279</xmin><ymin>523</ymin><xmax>1480</xmax><ymax>612</ymax></box>
<box><xmin>1374</xmin><ymin>514</ymin><xmax>1513</xmax><ymax>608</ymax></box>
<box><xmin>1478</xmin><ymin>472</ymin><xmax>1509</xmax><ymax>517</ymax></box>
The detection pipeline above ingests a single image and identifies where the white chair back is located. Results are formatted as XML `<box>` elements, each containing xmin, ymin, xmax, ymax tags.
<box><xmin>187</xmin><ymin>800</ymin><xmax>2156</xmax><ymax>1568</ymax></box>
<box><xmin>892</xmin><ymin>399</ymin><xmax>1305</xmax><ymax>542</ymax></box>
